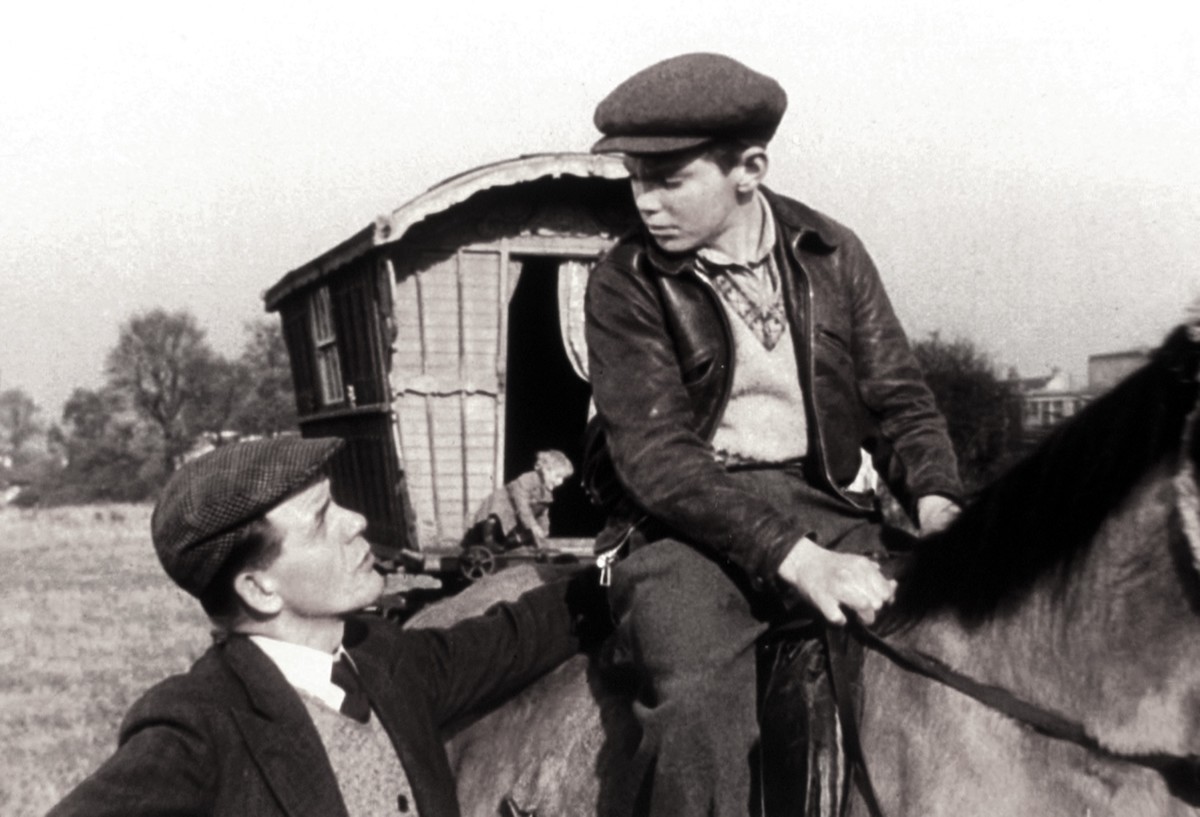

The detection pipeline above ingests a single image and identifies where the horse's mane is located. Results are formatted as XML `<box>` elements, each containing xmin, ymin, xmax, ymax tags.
<box><xmin>892</xmin><ymin>325</ymin><xmax>1200</xmax><ymax>625</ymax></box>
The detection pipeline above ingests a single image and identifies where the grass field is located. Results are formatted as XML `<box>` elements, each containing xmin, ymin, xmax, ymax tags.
<box><xmin>0</xmin><ymin>504</ymin><xmax>211</xmax><ymax>816</ymax></box>
<box><xmin>1</xmin><ymin>502</ymin><xmax>443</xmax><ymax>815</ymax></box>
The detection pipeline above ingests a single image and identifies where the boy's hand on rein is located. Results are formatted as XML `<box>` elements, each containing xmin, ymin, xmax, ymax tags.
<box><xmin>777</xmin><ymin>536</ymin><xmax>896</xmax><ymax>626</ymax></box>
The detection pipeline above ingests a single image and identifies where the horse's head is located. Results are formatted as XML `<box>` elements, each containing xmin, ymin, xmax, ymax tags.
<box><xmin>1169</xmin><ymin>323</ymin><xmax>1200</xmax><ymax>576</ymax></box>
<box><xmin>891</xmin><ymin>322</ymin><xmax>1200</xmax><ymax>768</ymax></box>
<box><xmin>1077</xmin><ymin>324</ymin><xmax>1200</xmax><ymax>765</ymax></box>
<box><xmin>894</xmin><ymin>322</ymin><xmax>1200</xmax><ymax>628</ymax></box>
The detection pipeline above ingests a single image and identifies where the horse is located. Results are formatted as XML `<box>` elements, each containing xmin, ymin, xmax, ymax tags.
<box><xmin>410</xmin><ymin>324</ymin><xmax>1200</xmax><ymax>817</ymax></box>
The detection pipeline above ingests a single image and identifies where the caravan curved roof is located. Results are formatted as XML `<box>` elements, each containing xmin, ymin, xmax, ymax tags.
<box><xmin>264</xmin><ymin>152</ymin><xmax>627</xmax><ymax>309</ymax></box>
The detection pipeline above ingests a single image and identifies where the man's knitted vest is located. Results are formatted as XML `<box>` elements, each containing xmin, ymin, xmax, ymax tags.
<box><xmin>299</xmin><ymin>693</ymin><xmax>418</xmax><ymax>816</ymax></box>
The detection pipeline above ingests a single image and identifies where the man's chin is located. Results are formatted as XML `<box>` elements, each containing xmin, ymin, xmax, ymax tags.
<box><xmin>346</xmin><ymin>574</ymin><xmax>387</xmax><ymax>614</ymax></box>
<box><xmin>366</xmin><ymin>572</ymin><xmax>386</xmax><ymax>601</ymax></box>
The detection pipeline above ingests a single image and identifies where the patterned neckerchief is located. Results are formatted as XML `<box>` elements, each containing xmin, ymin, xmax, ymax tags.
<box><xmin>695</xmin><ymin>194</ymin><xmax>788</xmax><ymax>350</ymax></box>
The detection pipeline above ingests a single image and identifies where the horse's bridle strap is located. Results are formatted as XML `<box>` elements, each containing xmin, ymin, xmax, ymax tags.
<box><xmin>850</xmin><ymin>620</ymin><xmax>1095</xmax><ymax>748</ymax></box>
<box><xmin>822</xmin><ymin>619</ymin><xmax>1199</xmax><ymax>817</ymax></box>
<box><xmin>848</xmin><ymin>620</ymin><xmax>1198</xmax><ymax>775</ymax></box>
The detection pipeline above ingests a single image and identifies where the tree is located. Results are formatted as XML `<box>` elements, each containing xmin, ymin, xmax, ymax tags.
<box><xmin>39</xmin><ymin>386</ymin><xmax>161</xmax><ymax>504</ymax></box>
<box><xmin>0</xmin><ymin>388</ymin><xmax>44</xmax><ymax>461</ymax></box>
<box><xmin>230</xmin><ymin>318</ymin><xmax>298</xmax><ymax>437</ymax></box>
<box><xmin>58</xmin><ymin>387</ymin><xmax>123</xmax><ymax>447</ymax></box>
<box><xmin>913</xmin><ymin>333</ymin><xmax>1020</xmax><ymax>494</ymax></box>
<box><xmin>189</xmin><ymin>356</ymin><xmax>252</xmax><ymax>444</ymax></box>
<box><xmin>105</xmin><ymin>309</ymin><xmax>222</xmax><ymax>470</ymax></box>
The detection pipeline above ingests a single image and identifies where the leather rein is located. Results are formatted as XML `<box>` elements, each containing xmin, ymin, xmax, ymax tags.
<box><xmin>822</xmin><ymin>620</ymin><xmax>1198</xmax><ymax>817</ymax></box>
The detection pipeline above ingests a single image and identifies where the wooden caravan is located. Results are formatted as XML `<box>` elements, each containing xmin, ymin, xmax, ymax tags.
<box><xmin>264</xmin><ymin>153</ymin><xmax>635</xmax><ymax>567</ymax></box>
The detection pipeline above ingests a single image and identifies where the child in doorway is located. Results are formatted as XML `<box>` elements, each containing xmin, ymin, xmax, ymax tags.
<box><xmin>469</xmin><ymin>450</ymin><xmax>574</xmax><ymax>551</ymax></box>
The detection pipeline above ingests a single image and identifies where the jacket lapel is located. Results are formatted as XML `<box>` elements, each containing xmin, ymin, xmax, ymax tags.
<box><xmin>350</xmin><ymin>645</ymin><xmax>431</xmax><ymax>794</ymax></box>
<box><xmin>348</xmin><ymin>624</ymin><xmax>460</xmax><ymax>817</ymax></box>
<box><xmin>223</xmin><ymin>637</ymin><xmax>350</xmax><ymax>817</ymax></box>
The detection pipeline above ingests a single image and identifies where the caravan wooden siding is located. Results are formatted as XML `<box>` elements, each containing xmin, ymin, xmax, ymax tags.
<box><xmin>303</xmin><ymin>411</ymin><xmax>414</xmax><ymax>551</ymax></box>
<box><xmin>264</xmin><ymin>154</ymin><xmax>636</xmax><ymax>558</ymax></box>
<box><xmin>281</xmin><ymin>299</ymin><xmax>318</xmax><ymax>415</ymax></box>
<box><xmin>275</xmin><ymin>256</ymin><xmax>414</xmax><ymax>550</ymax></box>
<box><xmin>329</xmin><ymin>263</ymin><xmax>391</xmax><ymax>408</ymax></box>
<box><xmin>391</xmin><ymin>247</ymin><xmax>509</xmax><ymax>546</ymax></box>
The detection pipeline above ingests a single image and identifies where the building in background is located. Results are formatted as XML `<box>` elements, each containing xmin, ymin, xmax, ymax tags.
<box><xmin>264</xmin><ymin>154</ymin><xmax>635</xmax><ymax>566</ymax></box>
<box><xmin>1010</xmin><ymin>367</ymin><xmax>1087</xmax><ymax>433</ymax></box>
<box><xmin>1087</xmin><ymin>348</ymin><xmax>1152</xmax><ymax>395</ymax></box>
<box><xmin>1011</xmin><ymin>347</ymin><xmax>1152</xmax><ymax>438</ymax></box>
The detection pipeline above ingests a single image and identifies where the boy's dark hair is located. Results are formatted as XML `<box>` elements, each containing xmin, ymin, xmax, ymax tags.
<box><xmin>198</xmin><ymin>516</ymin><xmax>284</xmax><ymax>621</ymax></box>
<box><xmin>705</xmin><ymin>139</ymin><xmax>766</xmax><ymax>173</ymax></box>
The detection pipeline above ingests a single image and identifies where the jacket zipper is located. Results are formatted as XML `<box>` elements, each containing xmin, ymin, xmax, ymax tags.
<box><xmin>789</xmin><ymin>236</ymin><xmax>870</xmax><ymax>511</ymax></box>
<box><xmin>685</xmin><ymin>264</ymin><xmax>735</xmax><ymax>443</ymax></box>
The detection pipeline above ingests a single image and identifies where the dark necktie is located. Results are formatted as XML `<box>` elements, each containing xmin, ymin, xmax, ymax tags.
<box><xmin>331</xmin><ymin>654</ymin><xmax>371</xmax><ymax>723</ymax></box>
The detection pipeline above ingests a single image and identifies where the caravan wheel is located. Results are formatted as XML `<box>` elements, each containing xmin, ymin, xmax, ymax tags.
<box><xmin>459</xmin><ymin>545</ymin><xmax>498</xmax><ymax>582</ymax></box>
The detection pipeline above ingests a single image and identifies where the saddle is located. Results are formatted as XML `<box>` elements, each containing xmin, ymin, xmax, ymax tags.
<box><xmin>757</xmin><ymin>619</ymin><xmax>863</xmax><ymax>817</ymax></box>
<box><xmin>755</xmin><ymin>545</ymin><xmax>910</xmax><ymax>817</ymax></box>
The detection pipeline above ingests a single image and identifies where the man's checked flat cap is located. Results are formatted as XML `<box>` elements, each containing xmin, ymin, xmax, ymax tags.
<box><xmin>592</xmin><ymin>53</ymin><xmax>787</xmax><ymax>155</ymax></box>
<box><xmin>151</xmin><ymin>436</ymin><xmax>343</xmax><ymax>597</ymax></box>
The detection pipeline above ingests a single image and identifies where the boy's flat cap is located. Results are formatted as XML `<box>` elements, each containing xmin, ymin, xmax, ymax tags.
<box><xmin>151</xmin><ymin>436</ymin><xmax>344</xmax><ymax>597</ymax></box>
<box><xmin>592</xmin><ymin>53</ymin><xmax>787</xmax><ymax>155</ymax></box>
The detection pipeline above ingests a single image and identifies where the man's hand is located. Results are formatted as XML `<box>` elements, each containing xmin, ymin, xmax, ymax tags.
<box><xmin>917</xmin><ymin>495</ymin><xmax>960</xmax><ymax>536</ymax></box>
<box><xmin>776</xmin><ymin>537</ymin><xmax>897</xmax><ymax>626</ymax></box>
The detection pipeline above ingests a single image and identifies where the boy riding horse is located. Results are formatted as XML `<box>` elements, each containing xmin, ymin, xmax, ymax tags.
<box><xmin>584</xmin><ymin>53</ymin><xmax>963</xmax><ymax>817</ymax></box>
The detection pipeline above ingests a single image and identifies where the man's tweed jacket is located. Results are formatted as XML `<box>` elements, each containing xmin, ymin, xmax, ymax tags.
<box><xmin>48</xmin><ymin>580</ymin><xmax>582</xmax><ymax>817</ymax></box>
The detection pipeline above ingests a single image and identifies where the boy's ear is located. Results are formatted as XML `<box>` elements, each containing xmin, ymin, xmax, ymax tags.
<box><xmin>735</xmin><ymin>146</ymin><xmax>769</xmax><ymax>194</ymax></box>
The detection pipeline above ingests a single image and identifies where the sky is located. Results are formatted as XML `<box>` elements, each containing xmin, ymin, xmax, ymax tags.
<box><xmin>3</xmin><ymin>0</ymin><xmax>1198</xmax><ymax>420</ymax></box>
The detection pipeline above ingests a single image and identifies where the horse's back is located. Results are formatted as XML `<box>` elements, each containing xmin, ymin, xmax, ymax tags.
<box><xmin>409</xmin><ymin>567</ymin><xmax>640</xmax><ymax>817</ymax></box>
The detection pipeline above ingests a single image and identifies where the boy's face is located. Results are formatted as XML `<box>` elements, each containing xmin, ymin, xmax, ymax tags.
<box><xmin>623</xmin><ymin>149</ymin><xmax>742</xmax><ymax>255</ymax></box>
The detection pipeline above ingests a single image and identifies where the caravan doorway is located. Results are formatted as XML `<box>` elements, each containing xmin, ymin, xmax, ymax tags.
<box><xmin>504</xmin><ymin>256</ymin><xmax>605</xmax><ymax>537</ymax></box>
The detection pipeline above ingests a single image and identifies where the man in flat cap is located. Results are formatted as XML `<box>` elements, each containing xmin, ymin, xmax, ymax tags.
<box><xmin>584</xmin><ymin>53</ymin><xmax>963</xmax><ymax>815</ymax></box>
<box><xmin>50</xmin><ymin>436</ymin><xmax>599</xmax><ymax>817</ymax></box>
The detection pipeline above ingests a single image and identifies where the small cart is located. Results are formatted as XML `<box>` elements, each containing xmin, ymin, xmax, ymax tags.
<box><xmin>404</xmin><ymin>537</ymin><xmax>596</xmax><ymax>585</ymax></box>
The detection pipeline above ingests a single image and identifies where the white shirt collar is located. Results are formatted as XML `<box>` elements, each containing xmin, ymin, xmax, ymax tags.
<box><xmin>248</xmin><ymin>634</ymin><xmax>351</xmax><ymax>712</ymax></box>
<box><xmin>696</xmin><ymin>191</ymin><xmax>776</xmax><ymax>268</ymax></box>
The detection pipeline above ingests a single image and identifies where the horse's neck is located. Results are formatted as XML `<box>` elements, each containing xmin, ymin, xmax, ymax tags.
<box><xmin>900</xmin><ymin>459</ymin><xmax>1200</xmax><ymax>759</ymax></box>
<box><xmin>854</xmin><ymin>462</ymin><xmax>1200</xmax><ymax>816</ymax></box>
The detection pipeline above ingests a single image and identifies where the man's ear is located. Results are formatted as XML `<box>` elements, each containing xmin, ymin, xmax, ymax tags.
<box><xmin>233</xmin><ymin>569</ymin><xmax>283</xmax><ymax>617</ymax></box>
<box><xmin>735</xmin><ymin>146</ymin><xmax>769</xmax><ymax>194</ymax></box>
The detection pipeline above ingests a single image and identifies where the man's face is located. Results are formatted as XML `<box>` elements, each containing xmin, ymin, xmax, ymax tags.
<box><xmin>623</xmin><ymin>149</ymin><xmax>742</xmax><ymax>255</ymax></box>
<box><xmin>259</xmin><ymin>478</ymin><xmax>383</xmax><ymax>620</ymax></box>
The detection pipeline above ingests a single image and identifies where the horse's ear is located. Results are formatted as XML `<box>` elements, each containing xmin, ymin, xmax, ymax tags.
<box><xmin>1184</xmin><ymin>295</ymin><xmax>1200</xmax><ymax>333</ymax></box>
<box><xmin>1183</xmin><ymin>296</ymin><xmax>1200</xmax><ymax>347</ymax></box>
<box><xmin>1156</xmin><ymin>324</ymin><xmax>1200</xmax><ymax>383</ymax></box>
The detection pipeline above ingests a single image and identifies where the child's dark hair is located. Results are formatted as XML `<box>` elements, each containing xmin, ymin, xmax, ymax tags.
<box><xmin>705</xmin><ymin>139</ymin><xmax>766</xmax><ymax>173</ymax></box>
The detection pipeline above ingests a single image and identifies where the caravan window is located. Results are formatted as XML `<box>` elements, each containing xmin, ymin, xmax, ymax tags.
<box><xmin>310</xmin><ymin>286</ymin><xmax>345</xmax><ymax>405</ymax></box>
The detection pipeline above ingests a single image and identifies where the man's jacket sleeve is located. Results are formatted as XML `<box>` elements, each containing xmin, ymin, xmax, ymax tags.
<box><xmin>47</xmin><ymin>689</ymin><xmax>216</xmax><ymax>817</ymax></box>
<box><xmin>401</xmin><ymin>575</ymin><xmax>601</xmax><ymax>727</ymax></box>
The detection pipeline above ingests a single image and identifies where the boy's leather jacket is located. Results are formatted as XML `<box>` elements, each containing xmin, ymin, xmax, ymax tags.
<box><xmin>584</xmin><ymin>188</ymin><xmax>962</xmax><ymax>584</ymax></box>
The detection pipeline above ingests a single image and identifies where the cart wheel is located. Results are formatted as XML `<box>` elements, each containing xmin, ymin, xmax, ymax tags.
<box><xmin>459</xmin><ymin>545</ymin><xmax>498</xmax><ymax>582</ymax></box>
